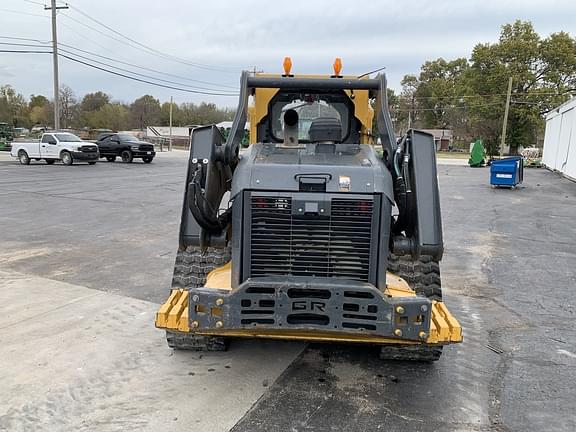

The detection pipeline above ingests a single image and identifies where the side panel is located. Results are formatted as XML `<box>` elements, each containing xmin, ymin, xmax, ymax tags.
<box><xmin>409</xmin><ymin>130</ymin><xmax>443</xmax><ymax>259</ymax></box>
<box><xmin>376</xmin><ymin>196</ymin><xmax>392</xmax><ymax>289</ymax></box>
<box><xmin>19</xmin><ymin>143</ymin><xmax>41</xmax><ymax>158</ymax></box>
<box><xmin>230</xmin><ymin>194</ymin><xmax>245</xmax><ymax>289</ymax></box>
<box><xmin>180</xmin><ymin>126</ymin><xmax>225</xmax><ymax>248</ymax></box>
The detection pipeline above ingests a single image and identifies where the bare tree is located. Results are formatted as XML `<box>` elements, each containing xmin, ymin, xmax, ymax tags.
<box><xmin>59</xmin><ymin>85</ymin><xmax>78</xmax><ymax>129</ymax></box>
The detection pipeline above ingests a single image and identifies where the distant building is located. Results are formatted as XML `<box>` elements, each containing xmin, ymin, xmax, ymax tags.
<box><xmin>145</xmin><ymin>125</ymin><xmax>198</xmax><ymax>149</ymax></box>
<box><xmin>420</xmin><ymin>129</ymin><xmax>453</xmax><ymax>151</ymax></box>
<box><xmin>542</xmin><ymin>97</ymin><xmax>576</xmax><ymax>180</ymax></box>
<box><xmin>146</xmin><ymin>126</ymin><xmax>193</xmax><ymax>139</ymax></box>
<box><xmin>215</xmin><ymin>121</ymin><xmax>250</xmax><ymax>131</ymax></box>
<box><xmin>144</xmin><ymin>123</ymin><xmax>251</xmax><ymax>149</ymax></box>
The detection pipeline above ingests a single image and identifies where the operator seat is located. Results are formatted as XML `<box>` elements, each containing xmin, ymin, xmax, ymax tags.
<box><xmin>308</xmin><ymin>117</ymin><xmax>343</xmax><ymax>143</ymax></box>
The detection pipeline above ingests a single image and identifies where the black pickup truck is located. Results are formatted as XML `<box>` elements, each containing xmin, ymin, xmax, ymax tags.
<box><xmin>96</xmin><ymin>133</ymin><xmax>156</xmax><ymax>163</ymax></box>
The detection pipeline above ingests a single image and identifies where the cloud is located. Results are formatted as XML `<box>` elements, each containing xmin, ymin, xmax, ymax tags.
<box><xmin>0</xmin><ymin>0</ymin><xmax>574</xmax><ymax>105</ymax></box>
<box><xmin>0</xmin><ymin>65</ymin><xmax>15</xmax><ymax>78</ymax></box>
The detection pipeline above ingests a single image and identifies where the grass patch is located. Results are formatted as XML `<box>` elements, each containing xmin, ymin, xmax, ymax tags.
<box><xmin>436</xmin><ymin>152</ymin><xmax>470</xmax><ymax>159</ymax></box>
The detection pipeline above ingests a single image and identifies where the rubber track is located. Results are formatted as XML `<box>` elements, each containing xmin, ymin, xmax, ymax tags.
<box><xmin>171</xmin><ymin>246</ymin><xmax>231</xmax><ymax>289</ymax></box>
<box><xmin>387</xmin><ymin>254</ymin><xmax>442</xmax><ymax>300</ymax></box>
<box><xmin>166</xmin><ymin>330</ymin><xmax>228</xmax><ymax>351</ymax></box>
<box><xmin>166</xmin><ymin>246</ymin><xmax>231</xmax><ymax>351</ymax></box>
<box><xmin>381</xmin><ymin>254</ymin><xmax>444</xmax><ymax>362</ymax></box>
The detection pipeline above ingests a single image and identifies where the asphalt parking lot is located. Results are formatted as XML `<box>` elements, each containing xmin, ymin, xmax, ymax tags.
<box><xmin>0</xmin><ymin>151</ymin><xmax>575</xmax><ymax>432</ymax></box>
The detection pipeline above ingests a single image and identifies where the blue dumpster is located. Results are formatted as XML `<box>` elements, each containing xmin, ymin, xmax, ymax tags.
<box><xmin>490</xmin><ymin>156</ymin><xmax>524</xmax><ymax>187</ymax></box>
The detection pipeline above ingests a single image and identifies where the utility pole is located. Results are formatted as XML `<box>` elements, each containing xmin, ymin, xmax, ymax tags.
<box><xmin>407</xmin><ymin>94</ymin><xmax>415</xmax><ymax>130</ymax></box>
<box><xmin>169</xmin><ymin>96</ymin><xmax>173</xmax><ymax>151</ymax></box>
<box><xmin>45</xmin><ymin>0</ymin><xmax>68</xmax><ymax>131</ymax></box>
<box><xmin>500</xmin><ymin>77</ymin><xmax>513</xmax><ymax>158</ymax></box>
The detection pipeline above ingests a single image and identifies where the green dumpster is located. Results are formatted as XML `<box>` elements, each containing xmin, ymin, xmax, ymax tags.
<box><xmin>469</xmin><ymin>139</ymin><xmax>485</xmax><ymax>167</ymax></box>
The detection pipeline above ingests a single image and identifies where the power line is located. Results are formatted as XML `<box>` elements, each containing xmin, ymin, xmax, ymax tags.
<box><xmin>394</xmin><ymin>102</ymin><xmax>504</xmax><ymax>112</ymax></box>
<box><xmin>57</xmin><ymin>47</ymin><xmax>238</xmax><ymax>93</ymax></box>
<box><xmin>0</xmin><ymin>49</ymin><xmax>51</xmax><ymax>54</ymax></box>
<box><xmin>63</xmin><ymin>3</ymin><xmax>243</xmax><ymax>73</ymax></box>
<box><xmin>0</xmin><ymin>8</ymin><xmax>49</xmax><ymax>18</ymax></box>
<box><xmin>0</xmin><ymin>35</ymin><xmax>51</xmax><ymax>43</ymax></box>
<box><xmin>58</xmin><ymin>53</ymin><xmax>239</xmax><ymax>96</ymax></box>
<box><xmin>0</xmin><ymin>34</ymin><xmax>238</xmax><ymax>90</ymax></box>
<box><xmin>0</xmin><ymin>41</ymin><xmax>48</xmax><ymax>48</ymax></box>
<box><xmin>18</xmin><ymin>0</ymin><xmax>245</xmax><ymax>74</ymax></box>
<box><xmin>58</xmin><ymin>42</ymin><xmax>238</xmax><ymax>90</ymax></box>
<box><xmin>405</xmin><ymin>91</ymin><xmax>570</xmax><ymax>100</ymax></box>
<box><xmin>59</xmin><ymin>12</ymin><xmax>158</xmax><ymax>56</ymax></box>
<box><xmin>58</xmin><ymin>20</ymin><xmax>129</xmax><ymax>52</ymax></box>
<box><xmin>0</xmin><ymin>37</ymin><xmax>238</xmax><ymax>92</ymax></box>
<box><xmin>0</xmin><ymin>47</ymin><xmax>238</xmax><ymax>96</ymax></box>
<box><xmin>21</xmin><ymin>0</ymin><xmax>47</xmax><ymax>5</ymax></box>
<box><xmin>0</xmin><ymin>31</ymin><xmax>238</xmax><ymax>90</ymax></box>
<box><xmin>67</xmin><ymin>3</ymin><xmax>241</xmax><ymax>72</ymax></box>
<box><xmin>59</xmin><ymin>12</ymin><xmax>239</xmax><ymax>75</ymax></box>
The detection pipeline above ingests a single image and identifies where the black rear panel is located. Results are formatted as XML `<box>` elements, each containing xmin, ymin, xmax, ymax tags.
<box><xmin>246</xmin><ymin>193</ymin><xmax>378</xmax><ymax>283</ymax></box>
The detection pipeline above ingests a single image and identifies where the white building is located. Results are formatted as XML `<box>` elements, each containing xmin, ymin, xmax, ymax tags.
<box><xmin>215</xmin><ymin>121</ymin><xmax>250</xmax><ymax>131</ymax></box>
<box><xmin>542</xmin><ymin>97</ymin><xmax>576</xmax><ymax>180</ymax></box>
<box><xmin>146</xmin><ymin>126</ymin><xmax>194</xmax><ymax>139</ymax></box>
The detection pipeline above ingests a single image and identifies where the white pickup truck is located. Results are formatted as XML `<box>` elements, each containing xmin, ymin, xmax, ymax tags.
<box><xmin>10</xmin><ymin>132</ymin><xmax>99</xmax><ymax>166</ymax></box>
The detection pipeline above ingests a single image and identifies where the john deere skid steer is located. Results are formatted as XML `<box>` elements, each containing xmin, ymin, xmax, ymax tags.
<box><xmin>156</xmin><ymin>59</ymin><xmax>462</xmax><ymax>361</ymax></box>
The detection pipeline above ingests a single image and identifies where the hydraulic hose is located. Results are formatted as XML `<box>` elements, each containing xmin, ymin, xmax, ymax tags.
<box><xmin>188</xmin><ymin>165</ymin><xmax>224</xmax><ymax>233</ymax></box>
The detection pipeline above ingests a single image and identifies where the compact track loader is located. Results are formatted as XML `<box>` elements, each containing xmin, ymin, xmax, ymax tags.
<box><xmin>156</xmin><ymin>59</ymin><xmax>462</xmax><ymax>361</ymax></box>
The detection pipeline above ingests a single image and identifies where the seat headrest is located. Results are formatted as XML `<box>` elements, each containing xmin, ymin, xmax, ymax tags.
<box><xmin>308</xmin><ymin>117</ymin><xmax>342</xmax><ymax>143</ymax></box>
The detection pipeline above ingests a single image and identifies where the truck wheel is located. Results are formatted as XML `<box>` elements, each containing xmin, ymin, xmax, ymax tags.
<box><xmin>142</xmin><ymin>156</ymin><xmax>153</xmax><ymax>163</ymax></box>
<box><xmin>106</xmin><ymin>156</ymin><xmax>116</xmax><ymax>162</ymax></box>
<box><xmin>18</xmin><ymin>150</ymin><xmax>30</xmax><ymax>165</ymax></box>
<box><xmin>168</xmin><ymin>246</ymin><xmax>232</xmax><ymax>351</ymax></box>
<box><xmin>381</xmin><ymin>254</ymin><xmax>443</xmax><ymax>362</ymax></box>
<box><xmin>121</xmin><ymin>150</ymin><xmax>133</xmax><ymax>163</ymax></box>
<box><xmin>61</xmin><ymin>151</ymin><xmax>73</xmax><ymax>166</ymax></box>
<box><xmin>45</xmin><ymin>159</ymin><xmax>55</xmax><ymax>165</ymax></box>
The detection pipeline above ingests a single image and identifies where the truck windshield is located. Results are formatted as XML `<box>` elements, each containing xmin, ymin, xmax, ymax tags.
<box><xmin>54</xmin><ymin>133</ymin><xmax>82</xmax><ymax>142</ymax></box>
<box><xmin>117</xmin><ymin>134</ymin><xmax>139</xmax><ymax>142</ymax></box>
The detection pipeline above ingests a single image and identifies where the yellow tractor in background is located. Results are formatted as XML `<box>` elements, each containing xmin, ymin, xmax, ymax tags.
<box><xmin>156</xmin><ymin>59</ymin><xmax>462</xmax><ymax>361</ymax></box>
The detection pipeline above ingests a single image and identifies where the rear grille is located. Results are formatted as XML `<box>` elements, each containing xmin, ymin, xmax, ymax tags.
<box><xmin>249</xmin><ymin>196</ymin><xmax>374</xmax><ymax>281</ymax></box>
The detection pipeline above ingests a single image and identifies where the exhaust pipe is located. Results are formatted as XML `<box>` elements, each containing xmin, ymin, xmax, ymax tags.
<box><xmin>282</xmin><ymin>109</ymin><xmax>299</xmax><ymax>147</ymax></box>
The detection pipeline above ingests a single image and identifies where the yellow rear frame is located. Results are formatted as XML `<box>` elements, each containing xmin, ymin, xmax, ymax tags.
<box><xmin>156</xmin><ymin>264</ymin><xmax>462</xmax><ymax>346</ymax></box>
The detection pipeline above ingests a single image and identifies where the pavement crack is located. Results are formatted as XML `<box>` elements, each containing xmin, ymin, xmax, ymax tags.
<box><xmin>380</xmin><ymin>405</ymin><xmax>424</xmax><ymax>423</ymax></box>
<box><xmin>494</xmin><ymin>232</ymin><xmax>574</xmax><ymax>247</ymax></box>
<box><xmin>301</xmin><ymin>400</ymin><xmax>325</xmax><ymax>428</ymax></box>
<box><xmin>9</xmin><ymin>188</ymin><xmax>120</xmax><ymax>204</ymax></box>
<box><xmin>488</xmin><ymin>352</ymin><xmax>513</xmax><ymax>432</ymax></box>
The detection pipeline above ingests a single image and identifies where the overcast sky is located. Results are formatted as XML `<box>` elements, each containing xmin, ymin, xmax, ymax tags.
<box><xmin>1</xmin><ymin>0</ymin><xmax>575</xmax><ymax>107</ymax></box>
